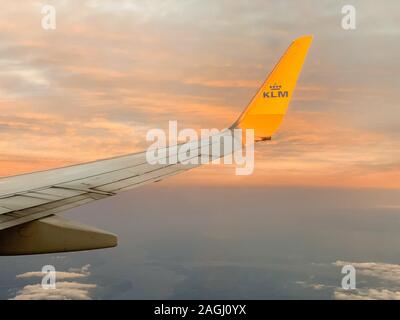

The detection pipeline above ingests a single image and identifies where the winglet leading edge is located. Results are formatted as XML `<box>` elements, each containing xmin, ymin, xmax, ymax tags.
<box><xmin>232</xmin><ymin>35</ymin><xmax>313</xmax><ymax>140</ymax></box>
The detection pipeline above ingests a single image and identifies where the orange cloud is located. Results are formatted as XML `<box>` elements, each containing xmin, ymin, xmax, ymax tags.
<box><xmin>0</xmin><ymin>0</ymin><xmax>398</xmax><ymax>190</ymax></box>
<box><xmin>184</xmin><ymin>78</ymin><xmax>259</xmax><ymax>89</ymax></box>
<box><xmin>161</xmin><ymin>111</ymin><xmax>400</xmax><ymax>189</ymax></box>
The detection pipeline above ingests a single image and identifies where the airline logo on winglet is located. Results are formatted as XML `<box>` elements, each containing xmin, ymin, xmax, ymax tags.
<box><xmin>263</xmin><ymin>83</ymin><xmax>289</xmax><ymax>98</ymax></box>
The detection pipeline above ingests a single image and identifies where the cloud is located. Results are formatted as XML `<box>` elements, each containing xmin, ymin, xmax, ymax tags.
<box><xmin>164</xmin><ymin>111</ymin><xmax>400</xmax><ymax>188</ymax></box>
<box><xmin>11</xmin><ymin>264</ymin><xmax>97</xmax><ymax>300</ymax></box>
<box><xmin>184</xmin><ymin>77</ymin><xmax>259</xmax><ymax>89</ymax></box>
<box><xmin>375</xmin><ymin>205</ymin><xmax>400</xmax><ymax>210</ymax></box>
<box><xmin>334</xmin><ymin>261</ymin><xmax>400</xmax><ymax>284</ymax></box>
<box><xmin>298</xmin><ymin>261</ymin><xmax>400</xmax><ymax>300</ymax></box>
<box><xmin>68</xmin><ymin>264</ymin><xmax>91</xmax><ymax>275</ymax></box>
<box><xmin>334</xmin><ymin>288</ymin><xmax>400</xmax><ymax>300</ymax></box>
<box><xmin>11</xmin><ymin>282</ymin><xmax>97</xmax><ymax>300</ymax></box>
<box><xmin>332</xmin><ymin>261</ymin><xmax>400</xmax><ymax>300</ymax></box>
<box><xmin>16</xmin><ymin>264</ymin><xmax>91</xmax><ymax>280</ymax></box>
<box><xmin>0</xmin><ymin>0</ymin><xmax>398</xmax><ymax>188</ymax></box>
<box><xmin>295</xmin><ymin>281</ymin><xmax>332</xmax><ymax>291</ymax></box>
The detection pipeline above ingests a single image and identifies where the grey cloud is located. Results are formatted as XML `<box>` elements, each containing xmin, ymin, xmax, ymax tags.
<box><xmin>11</xmin><ymin>264</ymin><xmax>96</xmax><ymax>300</ymax></box>
<box><xmin>11</xmin><ymin>282</ymin><xmax>97</xmax><ymax>300</ymax></box>
<box><xmin>335</xmin><ymin>288</ymin><xmax>400</xmax><ymax>300</ymax></box>
<box><xmin>304</xmin><ymin>261</ymin><xmax>400</xmax><ymax>300</ymax></box>
<box><xmin>334</xmin><ymin>261</ymin><xmax>400</xmax><ymax>284</ymax></box>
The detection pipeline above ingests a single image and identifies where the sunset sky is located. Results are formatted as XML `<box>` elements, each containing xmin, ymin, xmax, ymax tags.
<box><xmin>0</xmin><ymin>0</ymin><xmax>399</xmax><ymax>188</ymax></box>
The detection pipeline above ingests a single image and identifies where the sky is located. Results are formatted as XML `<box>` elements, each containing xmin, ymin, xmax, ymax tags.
<box><xmin>0</xmin><ymin>0</ymin><xmax>399</xmax><ymax>187</ymax></box>
<box><xmin>0</xmin><ymin>0</ymin><xmax>400</xmax><ymax>300</ymax></box>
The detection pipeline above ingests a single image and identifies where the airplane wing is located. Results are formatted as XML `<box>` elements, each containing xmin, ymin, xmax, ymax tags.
<box><xmin>0</xmin><ymin>35</ymin><xmax>312</xmax><ymax>255</ymax></box>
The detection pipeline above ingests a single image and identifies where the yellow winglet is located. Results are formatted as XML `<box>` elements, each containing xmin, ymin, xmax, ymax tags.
<box><xmin>232</xmin><ymin>35</ymin><xmax>313</xmax><ymax>140</ymax></box>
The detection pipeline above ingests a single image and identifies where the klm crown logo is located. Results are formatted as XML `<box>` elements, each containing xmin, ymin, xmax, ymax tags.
<box><xmin>270</xmin><ymin>84</ymin><xmax>282</xmax><ymax>90</ymax></box>
<box><xmin>263</xmin><ymin>83</ymin><xmax>289</xmax><ymax>98</ymax></box>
